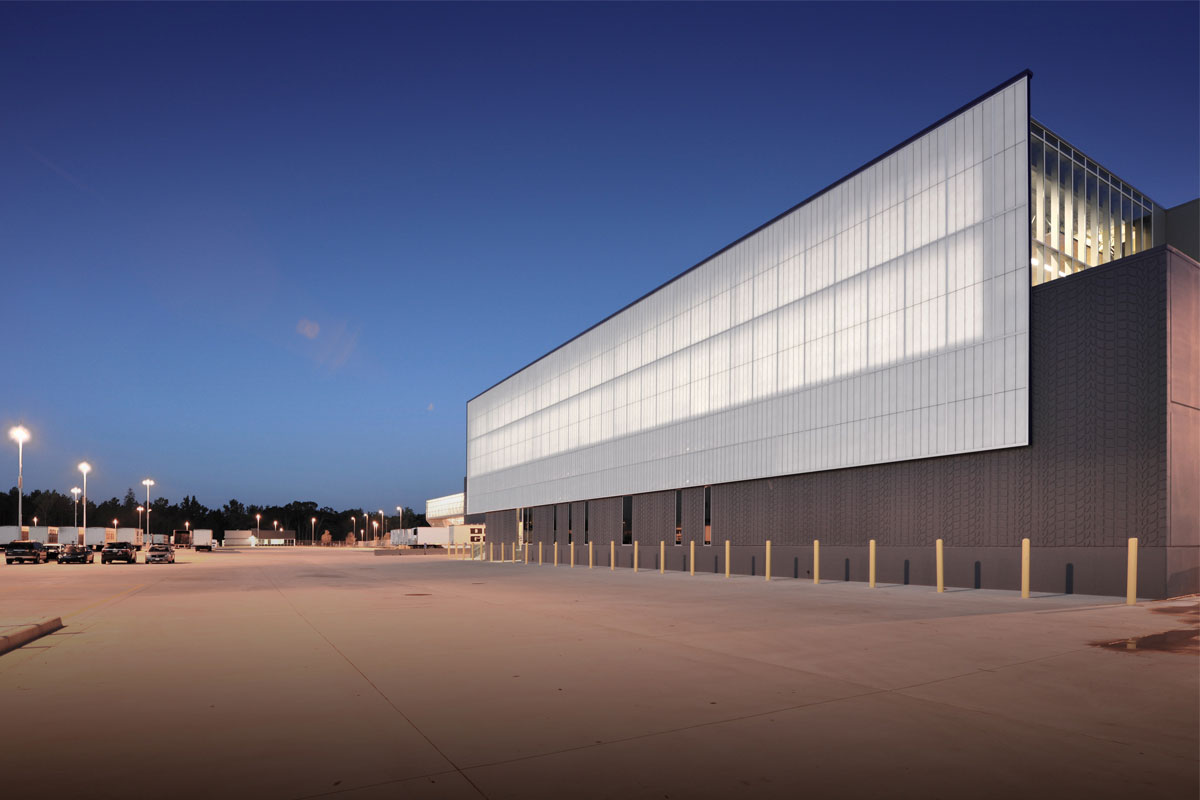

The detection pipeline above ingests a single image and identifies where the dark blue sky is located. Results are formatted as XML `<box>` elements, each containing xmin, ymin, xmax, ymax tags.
<box><xmin>2</xmin><ymin>2</ymin><xmax>1197</xmax><ymax>512</ymax></box>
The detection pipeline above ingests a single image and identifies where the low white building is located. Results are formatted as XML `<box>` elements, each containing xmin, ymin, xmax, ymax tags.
<box><xmin>224</xmin><ymin>529</ymin><xmax>295</xmax><ymax>547</ymax></box>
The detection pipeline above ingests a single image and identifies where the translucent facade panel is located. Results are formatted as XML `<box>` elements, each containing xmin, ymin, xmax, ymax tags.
<box><xmin>426</xmin><ymin>493</ymin><xmax>465</xmax><ymax>522</ymax></box>
<box><xmin>467</xmin><ymin>77</ymin><xmax>1032</xmax><ymax>514</ymax></box>
<box><xmin>1029</xmin><ymin>120</ymin><xmax>1161</xmax><ymax>285</ymax></box>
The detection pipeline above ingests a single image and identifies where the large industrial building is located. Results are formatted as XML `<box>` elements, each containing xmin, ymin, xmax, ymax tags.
<box><xmin>466</xmin><ymin>71</ymin><xmax>1199</xmax><ymax>598</ymax></box>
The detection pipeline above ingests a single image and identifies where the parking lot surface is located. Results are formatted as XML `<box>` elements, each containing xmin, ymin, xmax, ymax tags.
<box><xmin>1</xmin><ymin>547</ymin><xmax>1196</xmax><ymax>799</ymax></box>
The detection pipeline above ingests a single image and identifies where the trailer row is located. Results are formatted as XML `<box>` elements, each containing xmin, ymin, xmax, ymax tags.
<box><xmin>0</xmin><ymin>526</ymin><xmax>213</xmax><ymax>550</ymax></box>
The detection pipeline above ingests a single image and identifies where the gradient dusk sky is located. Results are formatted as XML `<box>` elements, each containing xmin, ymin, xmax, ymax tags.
<box><xmin>2</xmin><ymin>2</ymin><xmax>1197</xmax><ymax>512</ymax></box>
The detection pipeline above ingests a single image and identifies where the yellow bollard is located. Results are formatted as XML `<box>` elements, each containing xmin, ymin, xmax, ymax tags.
<box><xmin>690</xmin><ymin>540</ymin><xmax>695</xmax><ymax>576</ymax></box>
<box><xmin>765</xmin><ymin>540</ymin><xmax>771</xmax><ymax>581</ymax></box>
<box><xmin>813</xmin><ymin>539</ymin><xmax>820</xmax><ymax>584</ymax></box>
<box><xmin>589</xmin><ymin>541</ymin><xmax>593</xmax><ymax>569</ymax></box>
<box><xmin>538</xmin><ymin>541</ymin><xmax>543</xmax><ymax>565</ymax></box>
<box><xmin>1021</xmin><ymin>538</ymin><xmax>1030</xmax><ymax>598</ymax></box>
<box><xmin>524</xmin><ymin>543</ymin><xmax>528</xmax><ymax>564</ymax></box>
<box><xmin>1126</xmin><ymin>538</ymin><xmax>1138</xmax><ymax>605</ymax></box>
<box><xmin>725</xmin><ymin>540</ymin><xmax>730</xmax><ymax>578</ymax></box>
<box><xmin>936</xmin><ymin>539</ymin><xmax>944</xmax><ymax>593</ymax></box>
<box><xmin>489</xmin><ymin>542</ymin><xmax>493</xmax><ymax>562</ymax></box>
<box><xmin>554</xmin><ymin>543</ymin><xmax>558</xmax><ymax>567</ymax></box>
<box><xmin>660</xmin><ymin>540</ymin><xmax>665</xmax><ymax>574</ymax></box>
<box><xmin>869</xmin><ymin>539</ymin><xmax>876</xmax><ymax>588</ymax></box>
<box><xmin>610</xmin><ymin>540</ymin><xmax>615</xmax><ymax>570</ymax></box>
<box><xmin>633</xmin><ymin>540</ymin><xmax>639</xmax><ymax>573</ymax></box>
<box><xmin>570</xmin><ymin>543</ymin><xmax>575</xmax><ymax>568</ymax></box>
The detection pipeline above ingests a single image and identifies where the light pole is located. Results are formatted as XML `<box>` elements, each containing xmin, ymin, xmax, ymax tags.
<box><xmin>311</xmin><ymin>517</ymin><xmax>316</xmax><ymax>545</ymax></box>
<box><xmin>112</xmin><ymin>518</ymin><xmax>118</xmax><ymax>539</ymax></box>
<box><xmin>255</xmin><ymin>513</ymin><xmax>261</xmax><ymax>540</ymax></box>
<box><xmin>72</xmin><ymin>487</ymin><xmax>82</xmax><ymax>527</ymax></box>
<box><xmin>137</xmin><ymin>506</ymin><xmax>144</xmax><ymax>539</ymax></box>
<box><xmin>9</xmin><ymin>426</ymin><xmax>29</xmax><ymax>531</ymax></box>
<box><xmin>372</xmin><ymin>519</ymin><xmax>378</xmax><ymax>543</ymax></box>
<box><xmin>32</xmin><ymin>516</ymin><xmax>37</xmax><ymax>528</ymax></box>
<box><xmin>350</xmin><ymin>516</ymin><xmax>356</xmax><ymax>542</ymax></box>
<box><xmin>378</xmin><ymin>510</ymin><xmax>385</xmax><ymax>544</ymax></box>
<box><xmin>142</xmin><ymin>478</ymin><xmax>155</xmax><ymax>544</ymax></box>
<box><xmin>78</xmin><ymin>462</ymin><xmax>91</xmax><ymax>543</ymax></box>
<box><xmin>185</xmin><ymin>520</ymin><xmax>190</xmax><ymax>545</ymax></box>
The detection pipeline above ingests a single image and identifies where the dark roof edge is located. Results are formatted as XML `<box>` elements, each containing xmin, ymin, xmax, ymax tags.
<box><xmin>469</xmin><ymin>69</ymin><xmax>1034</xmax><ymax>404</ymax></box>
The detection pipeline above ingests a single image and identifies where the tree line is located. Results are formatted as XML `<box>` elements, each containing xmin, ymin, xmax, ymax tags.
<box><xmin>1</xmin><ymin>487</ymin><xmax>427</xmax><ymax>543</ymax></box>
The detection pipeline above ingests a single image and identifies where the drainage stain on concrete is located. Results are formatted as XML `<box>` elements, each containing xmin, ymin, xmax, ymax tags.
<box><xmin>1149</xmin><ymin>603</ymin><xmax>1199</xmax><ymax>623</ymax></box>
<box><xmin>1093</xmin><ymin>628</ymin><xmax>1199</xmax><ymax>655</ymax></box>
<box><xmin>404</xmin><ymin>593</ymin><xmax>431</xmax><ymax>596</ymax></box>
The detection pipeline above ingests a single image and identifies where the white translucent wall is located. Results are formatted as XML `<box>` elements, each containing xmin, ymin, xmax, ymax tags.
<box><xmin>467</xmin><ymin>76</ymin><xmax>1030</xmax><ymax>514</ymax></box>
<box><xmin>426</xmin><ymin>493</ymin><xmax>465</xmax><ymax>520</ymax></box>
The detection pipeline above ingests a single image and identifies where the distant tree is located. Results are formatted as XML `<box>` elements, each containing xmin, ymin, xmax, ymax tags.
<box><xmin>398</xmin><ymin>506</ymin><xmax>427</xmax><ymax>528</ymax></box>
<box><xmin>322</xmin><ymin>531</ymin><xmax>333</xmax><ymax>545</ymax></box>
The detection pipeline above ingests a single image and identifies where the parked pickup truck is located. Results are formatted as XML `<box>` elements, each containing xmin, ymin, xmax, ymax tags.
<box><xmin>6</xmin><ymin>541</ymin><xmax>48</xmax><ymax>564</ymax></box>
<box><xmin>101</xmin><ymin>541</ymin><xmax>138</xmax><ymax>564</ymax></box>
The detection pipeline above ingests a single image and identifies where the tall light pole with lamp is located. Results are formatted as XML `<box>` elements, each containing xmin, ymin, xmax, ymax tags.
<box><xmin>9</xmin><ymin>426</ymin><xmax>29</xmax><ymax>531</ymax></box>
<box><xmin>78</xmin><ymin>462</ymin><xmax>91</xmax><ymax>543</ymax></box>
<box><xmin>255</xmin><ymin>513</ymin><xmax>261</xmax><ymax>540</ymax></box>
<box><xmin>350</xmin><ymin>516</ymin><xmax>356</xmax><ymax>543</ymax></box>
<box><xmin>311</xmin><ymin>517</ymin><xmax>316</xmax><ymax>545</ymax></box>
<box><xmin>377</xmin><ymin>510</ymin><xmax>385</xmax><ymax>544</ymax></box>
<box><xmin>71</xmin><ymin>487</ymin><xmax>82</xmax><ymax>528</ymax></box>
<box><xmin>142</xmin><ymin>478</ymin><xmax>155</xmax><ymax>544</ymax></box>
<box><xmin>137</xmin><ymin>506</ymin><xmax>144</xmax><ymax>539</ymax></box>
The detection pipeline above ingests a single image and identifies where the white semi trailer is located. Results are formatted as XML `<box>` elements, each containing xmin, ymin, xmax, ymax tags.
<box><xmin>193</xmin><ymin>529</ymin><xmax>214</xmax><ymax>551</ymax></box>
<box><xmin>85</xmin><ymin>527</ymin><xmax>107</xmax><ymax>549</ymax></box>
<box><xmin>57</xmin><ymin>526</ymin><xmax>82</xmax><ymax>546</ymax></box>
<box><xmin>25</xmin><ymin>526</ymin><xmax>50</xmax><ymax>543</ymax></box>
<box><xmin>116</xmin><ymin>528</ymin><xmax>143</xmax><ymax>548</ymax></box>
<box><xmin>390</xmin><ymin>526</ymin><xmax>485</xmax><ymax>548</ymax></box>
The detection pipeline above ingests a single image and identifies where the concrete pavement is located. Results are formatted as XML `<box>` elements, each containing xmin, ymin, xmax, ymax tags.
<box><xmin>0</xmin><ymin>547</ymin><xmax>1195</xmax><ymax>799</ymax></box>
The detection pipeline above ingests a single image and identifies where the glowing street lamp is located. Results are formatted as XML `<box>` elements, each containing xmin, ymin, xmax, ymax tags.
<box><xmin>112</xmin><ymin>518</ymin><xmax>118</xmax><ymax>538</ymax></box>
<box><xmin>311</xmin><ymin>517</ymin><xmax>316</xmax><ymax>545</ymax></box>
<box><xmin>32</xmin><ymin>516</ymin><xmax>37</xmax><ymax>528</ymax></box>
<box><xmin>72</xmin><ymin>487</ymin><xmax>82</xmax><ymax>527</ymax></box>
<box><xmin>350</xmin><ymin>516</ymin><xmax>356</xmax><ymax>542</ymax></box>
<box><xmin>378</xmin><ymin>510</ymin><xmax>385</xmax><ymax>543</ymax></box>
<box><xmin>137</xmin><ymin>506</ymin><xmax>144</xmax><ymax>538</ymax></box>
<box><xmin>78</xmin><ymin>462</ymin><xmax>91</xmax><ymax>537</ymax></box>
<box><xmin>372</xmin><ymin>519</ymin><xmax>379</xmax><ymax>542</ymax></box>
<box><xmin>9</xmin><ymin>426</ymin><xmax>29</xmax><ymax>530</ymax></box>
<box><xmin>255</xmin><ymin>513</ymin><xmax>261</xmax><ymax>539</ymax></box>
<box><xmin>142</xmin><ymin>478</ymin><xmax>155</xmax><ymax>543</ymax></box>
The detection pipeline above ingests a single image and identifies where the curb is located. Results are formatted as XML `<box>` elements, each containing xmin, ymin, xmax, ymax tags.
<box><xmin>0</xmin><ymin>617</ymin><xmax>64</xmax><ymax>656</ymax></box>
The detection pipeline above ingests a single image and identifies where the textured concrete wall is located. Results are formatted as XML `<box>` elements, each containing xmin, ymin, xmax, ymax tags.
<box><xmin>489</xmin><ymin>247</ymin><xmax>1195</xmax><ymax>597</ymax></box>
<box><xmin>1167</xmin><ymin>248</ymin><xmax>1200</xmax><ymax>595</ymax></box>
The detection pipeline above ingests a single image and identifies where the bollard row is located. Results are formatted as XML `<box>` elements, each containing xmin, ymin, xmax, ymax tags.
<box><xmin>474</xmin><ymin>536</ymin><xmax>1141</xmax><ymax>602</ymax></box>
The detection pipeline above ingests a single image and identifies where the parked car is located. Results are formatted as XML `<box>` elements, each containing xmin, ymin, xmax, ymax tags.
<box><xmin>101</xmin><ymin>541</ymin><xmax>138</xmax><ymax>564</ymax></box>
<box><xmin>6</xmin><ymin>541</ymin><xmax>48</xmax><ymax>564</ymax></box>
<box><xmin>145</xmin><ymin>544</ymin><xmax>175</xmax><ymax>564</ymax></box>
<box><xmin>44</xmin><ymin>542</ymin><xmax>62</xmax><ymax>561</ymax></box>
<box><xmin>58</xmin><ymin>544</ymin><xmax>95</xmax><ymax>564</ymax></box>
